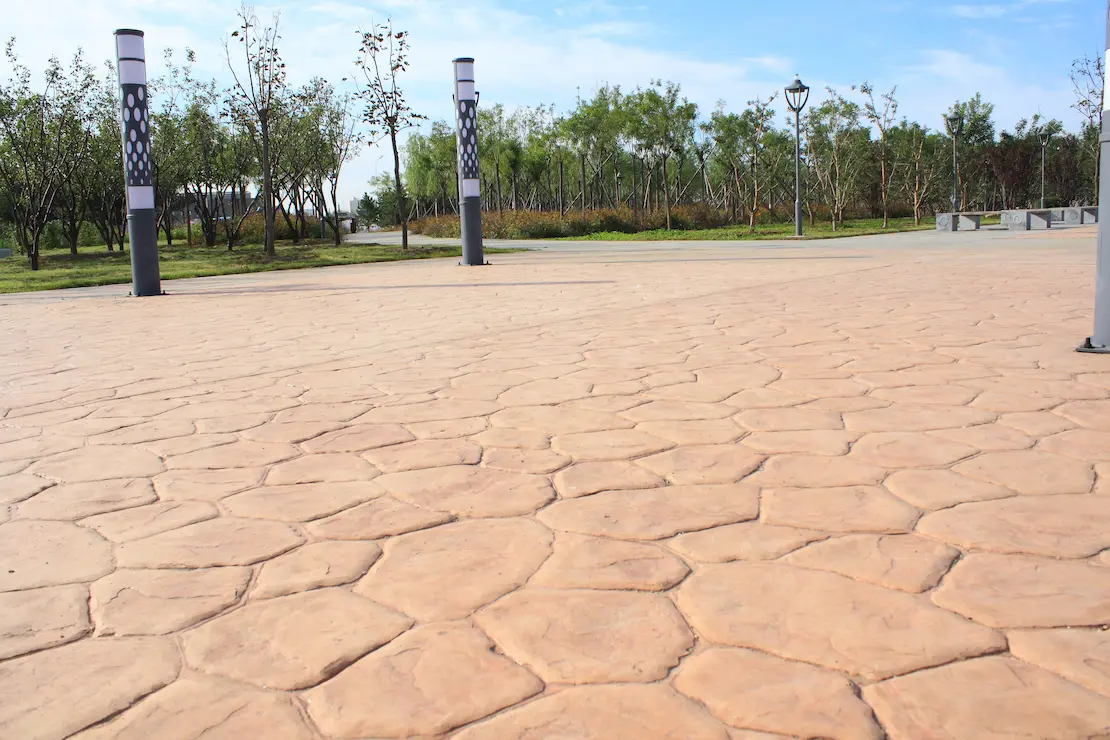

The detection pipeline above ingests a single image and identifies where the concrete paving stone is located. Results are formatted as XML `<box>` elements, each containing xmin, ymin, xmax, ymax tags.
<box><xmin>620</xmin><ymin>400</ymin><xmax>737</xmax><ymax>422</ymax></box>
<box><xmin>357</xmin><ymin>398</ymin><xmax>500</xmax><ymax>424</ymax></box>
<box><xmin>742</xmin><ymin>430</ymin><xmax>852</xmax><ymax>455</ymax></box>
<box><xmin>222</xmin><ymin>481</ymin><xmax>382</xmax><ymax>522</ymax></box>
<box><xmin>0</xmin><ymin>520</ymin><xmax>113</xmax><ymax>591</ymax></box>
<box><xmin>263</xmin><ymin>453</ymin><xmax>379</xmax><ymax>485</ymax></box>
<box><xmin>552</xmin><ymin>429</ymin><xmax>674</xmax><ymax>461</ymax></box>
<box><xmin>1009</xmin><ymin>627</ymin><xmax>1110</xmax><ymax>697</ymax></box>
<box><xmin>116</xmin><ymin>517</ymin><xmax>303</xmax><ymax>568</ymax></box>
<box><xmin>764</xmin><ymin>486</ymin><xmax>919</xmax><ymax>533</ymax></box>
<box><xmin>491</xmin><ymin>405</ymin><xmax>636</xmax><ymax>433</ymax></box>
<box><xmin>298</xmin><ymin>423</ymin><xmax>414</xmax><ymax>453</ymax></box>
<box><xmin>918</xmin><ymin>494</ymin><xmax>1110</xmax><ymax>558</ymax></box>
<box><xmin>238</xmin><ymin>420</ymin><xmax>343</xmax><ymax>444</ymax></box>
<box><xmin>481</xmin><ymin>447</ymin><xmax>570</xmax><ymax>474</ymax></box>
<box><xmin>1055</xmin><ymin>399</ymin><xmax>1110</xmax><ymax>430</ymax></box>
<box><xmin>531</xmin><ymin>533</ymin><xmax>689</xmax><ymax>590</ymax></box>
<box><xmin>164</xmin><ymin>441</ymin><xmax>299</xmax><ymax>470</ymax></box>
<box><xmin>933</xmin><ymin>553</ymin><xmax>1110</xmax><ymax>628</ymax></box>
<box><xmin>182</xmin><ymin>588</ymin><xmax>411</xmax><ymax>690</ymax></box>
<box><xmin>552</xmin><ymin>460</ymin><xmax>665</xmax><ymax>498</ymax></box>
<box><xmin>307</xmin><ymin>495</ymin><xmax>453</xmax><ymax>540</ymax></box>
<box><xmin>304</xmin><ymin>623</ymin><xmax>542</xmax><ymax>739</ymax></box>
<box><xmin>271</xmin><ymin>402</ymin><xmax>371</xmax><ymax>423</ymax></box>
<box><xmin>87</xmin><ymin>419</ymin><xmax>195</xmax><ymax>445</ymax></box>
<box><xmin>90</xmin><ymin>567</ymin><xmax>251</xmax><ymax>635</ymax></box>
<box><xmin>0</xmin><ymin>584</ymin><xmax>90</xmax><ymax>659</ymax></box>
<box><xmin>539</xmin><ymin>484</ymin><xmax>759</xmax><ymax>540</ymax></box>
<box><xmin>783</xmin><ymin>533</ymin><xmax>958</xmax><ymax>592</ymax></box>
<box><xmin>734</xmin><ymin>407</ymin><xmax>843</xmax><ymax>432</ymax></box>
<box><xmin>636</xmin><ymin>444</ymin><xmax>764</xmax><ymax>484</ymax></box>
<box><xmin>406</xmin><ymin>416</ymin><xmax>489</xmax><ymax>438</ymax></box>
<box><xmin>750</xmin><ymin>454</ymin><xmax>886</xmax><ymax>488</ymax></box>
<box><xmin>669</xmin><ymin>522</ymin><xmax>827</xmax><ymax>562</ymax></box>
<box><xmin>674</xmin><ymin>647</ymin><xmax>883</xmax><ymax>740</ymax></box>
<box><xmin>632</xmin><ymin>418</ymin><xmax>743</xmax><ymax>445</ymax></box>
<box><xmin>140</xmin><ymin>433</ymin><xmax>238</xmax><ymax>458</ymax></box>
<box><xmin>355</xmin><ymin>518</ymin><xmax>553</xmax><ymax>620</ymax></box>
<box><xmin>998</xmin><ymin>410</ymin><xmax>1078</xmax><ymax>437</ymax></box>
<box><xmin>361</xmin><ymin>438</ymin><xmax>482</xmax><ymax>472</ymax></box>
<box><xmin>498</xmin><ymin>378</ymin><xmax>593</xmax><ymax>405</ymax></box>
<box><xmin>864</xmin><ymin>656</ymin><xmax>1110</xmax><ymax>740</ymax></box>
<box><xmin>928</xmin><ymin>423</ymin><xmax>1034</xmax><ymax>451</ymax></box>
<box><xmin>375</xmin><ymin>464</ymin><xmax>555</xmax><ymax>517</ymax></box>
<box><xmin>849</xmin><ymin>432</ymin><xmax>977</xmax><ymax>468</ymax></box>
<box><xmin>561</xmin><ymin>395</ymin><xmax>648</xmax><ymax>413</ymax></box>
<box><xmin>72</xmin><ymin>675</ymin><xmax>317</xmax><ymax>740</ymax></box>
<box><xmin>13</xmin><ymin>478</ymin><xmax>155</xmax><ymax>520</ymax></box>
<box><xmin>31</xmin><ymin>446</ymin><xmax>164</xmax><ymax>482</ymax></box>
<box><xmin>953</xmin><ymin>449</ymin><xmax>1094</xmax><ymax>495</ymax></box>
<box><xmin>870</xmin><ymin>385</ymin><xmax>979</xmax><ymax>406</ymax></box>
<box><xmin>472</xmin><ymin>427</ymin><xmax>551</xmax><ymax>449</ymax></box>
<box><xmin>844</xmin><ymin>404</ymin><xmax>996</xmax><ymax>433</ymax></box>
<box><xmin>477</xmin><ymin>588</ymin><xmax>693</xmax><ymax>683</ymax></box>
<box><xmin>80</xmin><ymin>501</ymin><xmax>218</xmax><ymax>542</ymax></box>
<box><xmin>883</xmin><ymin>468</ymin><xmax>1015</xmax><ymax>510</ymax></box>
<box><xmin>0</xmin><ymin>472</ymin><xmax>54</xmax><ymax>504</ymax></box>
<box><xmin>1039</xmin><ymin>428</ymin><xmax>1110</xmax><ymax>462</ymax></box>
<box><xmin>676</xmin><ymin>562</ymin><xmax>1004</xmax><ymax>680</ymax></box>
<box><xmin>253</xmin><ymin>540</ymin><xmax>381</xmax><ymax>598</ymax></box>
<box><xmin>0</xmin><ymin>636</ymin><xmax>179</xmax><ymax>740</ymax></box>
<box><xmin>453</xmin><ymin>683</ymin><xmax>732</xmax><ymax>740</ymax></box>
<box><xmin>152</xmin><ymin>467</ymin><xmax>265</xmax><ymax>501</ymax></box>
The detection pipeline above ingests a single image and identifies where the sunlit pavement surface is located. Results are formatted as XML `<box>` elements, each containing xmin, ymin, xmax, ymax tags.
<box><xmin>2</xmin><ymin>225</ymin><xmax>1110</xmax><ymax>739</ymax></box>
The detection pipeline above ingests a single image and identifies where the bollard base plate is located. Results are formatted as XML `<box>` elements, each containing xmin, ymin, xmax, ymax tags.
<box><xmin>1077</xmin><ymin>338</ymin><xmax>1110</xmax><ymax>354</ymax></box>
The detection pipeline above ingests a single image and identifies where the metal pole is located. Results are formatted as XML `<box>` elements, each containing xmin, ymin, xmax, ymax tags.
<box><xmin>794</xmin><ymin>110</ymin><xmax>802</xmax><ymax>237</ymax></box>
<box><xmin>1041</xmin><ymin>143</ymin><xmax>1047</xmax><ymax>209</ymax></box>
<box><xmin>453</xmin><ymin>58</ymin><xmax>484</xmax><ymax>266</ymax></box>
<box><xmin>952</xmin><ymin>135</ymin><xmax>958</xmax><ymax>211</ymax></box>
<box><xmin>114</xmin><ymin>29</ymin><xmax>161</xmax><ymax>296</ymax></box>
<box><xmin>1080</xmin><ymin>1</ymin><xmax>1110</xmax><ymax>352</ymax></box>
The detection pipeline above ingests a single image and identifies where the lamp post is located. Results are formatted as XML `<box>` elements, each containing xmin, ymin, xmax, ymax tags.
<box><xmin>453</xmin><ymin>57</ymin><xmax>485</xmax><ymax>266</ymax></box>
<box><xmin>785</xmin><ymin>75</ymin><xmax>810</xmax><ymax>237</ymax></box>
<box><xmin>1078</xmin><ymin>0</ymin><xmax>1110</xmax><ymax>352</ymax></box>
<box><xmin>944</xmin><ymin>110</ymin><xmax>965</xmax><ymax>213</ymax></box>
<box><xmin>1039</xmin><ymin>128</ymin><xmax>1052</xmax><ymax>209</ymax></box>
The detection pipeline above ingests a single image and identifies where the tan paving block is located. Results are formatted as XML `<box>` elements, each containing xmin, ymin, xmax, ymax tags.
<box><xmin>864</xmin><ymin>656</ymin><xmax>1110</xmax><ymax>740</ymax></box>
<box><xmin>669</xmin><ymin>522</ymin><xmax>826</xmax><ymax>562</ymax></box>
<box><xmin>636</xmin><ymin>444</ymin><xmax>763</xmax><ymax>484</ymax></box>
<box><xmin>307</xmin><ymin>496</ymin><xmax>452</xmax><ymax>540</ymax></box>
<box><xmin>633</xmin><ymin>418</ymin><xmax>743</xmax><ymax>444</ymax></box>
<box><xmin>304</xmin><ymin>623</ymin><xmax>542</xmax><ymax>738</ymax></box>
<box><xmin>884</xmin><ymin>468</ymin><xmax>1014</xmax><ymax>510</ymax></box>
<box><xmin>553</xmin><ymin>460</ymin><xmax>665</xmax><ymax>498</ymax></box>
<box><xmin>87</xmin><ymin>419</ymin><xmax>195</xmax><ymax>445</ymax></box>
<box><xmin>734</xmin><ymin>407</ymin><xmax>842</xmax><ymax>432</ymax></box>
<box><xmin>620</xmin><ymin>400</ymin><xmax>737</xmax><ymax>422</ymax></box>
<box><xmin>253</xmin><ymin>541</ymin><xmax>381</xmax><ymax>599</ymax></box>
<box><xmin>751</xmin><ymin>455</ymin><xmax>887</xmax><ymax>488</ymax></box>
<box><xmin>472</xmin><ymin>427</ymin><xmax>550</xmax><ymax>449</ymax></box>
<box><xmin>477</xmin><ymin>588</ymin><xmax>692</xmax><ymax>683</ymax></box>
<box><xmin>928</xmin><ymin>422</ymin><xmax>1034</xmax><ymax>451</ymax></box>
<box><xmin>0</xmin><ymin>637</ymin><xmax>179</xmax><ymax>740</ymax></box>
<box><xmin>0</xmin><ymin>473</ymin><xmax>53</xmax><ymax>504</ymax></box>
<box><xmin>80</xmin><ymin>501</ymin><xmax>218</xmax><ymax>542</ymax></box>
<box><xmin>239</xmin><ymin>420</ymin><xmax>343</xmax><ymax>444</ymax></box>
<box><xmin>355</xmin><ymin>518</ymin><xmax>552</xmax><ymax>620</ymax></box>
<box><xmin>498</xmin><ymin>378</ymin><xmax>593</xmax><ymax>405</ymax></box>
<box><xmin>357</xmin><ymin>398</ymin><xmax>499</xmax><ymax>424</ymax></box>
<box><xmin>91</xmin><ymin>567</ymin><xmax>250</xmax><ymax>635</ymax></box>
<box><xmin>13</xmin><ymin>478</ymin><xmax>155</xmax><ymax>520</ymax></box>
<box><xmin>152</xmin><ymin>467</ymin><xmax>264</xmax><ymax>501</ymax></box>
<box><xmin>222</xmin><ymin>481</ymin><xmax>381</xmax><ymax>522</ymax></box>
<box><xmin>182</xmin><ymin>588</ymin><xmax>411</xmax><ymax>690</ymax></box>
<box><xmin>72</xmin><ymin>675</ymin><xmax>317</xmax><ymax>740</ymax></box>
<box><xmin>783</xmin><ymin>533</ymin><xmax>958</xmax><ymax>592</ymax></box>
<box><xmin>264</xmin><ymin>453</ymin><xmax>379</xmax><ymax>485</ymax></box>
<box><xmin>844</xmin><ymin>404</ymin><xmax>995</xmax><ymax>433</ymax></box>
<box><xmin>300</xmin><ymin>423</ymin><xmax>414</xmax><ymax>453</ymax></box>
<box><xmin>676</xmin><ymin>562</ymin><xmax>1003</xmax><ymax>680</ymax></box>
<box><xmin>849</xmin><ymin>432</ymin><xmax>976</xmax><ymax>468</ymax></box>
<box><xmin>998</xmin><ymin>410</ymin><xmax>1077</xmax><ymax>437</ymax></box>
<box><xmin>1009</xmin><ymin>628</ymin><xmax>1110</xmax><ymax>697</ymax></box>
<box><xmin>406</xmin><ymin>416</ymin><xmax>488</xmax><ymax>438</ymax></box>
<box><xmin>552</xmin><ymin>429</ymin><xmax>673</xmax><ymax>461</ymax></box>
<box><xmin>531</xmin><ymin>533</ymin><xmax>688</xmax><ymax>590</ymax></box>
<box><xmin>361</xmin><ymin>438</ymin><xmax>481</xmax><ymax>472</ymax></box>
<box><xmin>0</xmin><ymin>520</ymin><xmax>113</xmax><ymax>592</ymax></box>
<box><xmin>164</xmin><ymin>441</ymin><xmax>298</xmax><ymax>470</ymax></box>
<box><xmin>674</xmin><ymin>647</ymin><xmax>882</xmax><ymax>740</ymax></box>
<box><xmin>742</xmin><ymin>430</ymin><xmax>851</xmax><ymax>455</ymax></box>
<box><xmin>0</xmin><ymin>585</ymin><xmax>90</xmax><ymax>659</ymax></box>
<box><xmin>1039</xmin><ymin>429</ymin><xmax>1110</xmax><ymax>462</ymax></box>
<box><xmin>31</xmin><ymin>446</ymin><xmax>164</xmax><ymax>482</ymax></box>
<box><xmin>871</xmin><ymin>385</ymin><xmax>979</xmax><ymax>406</ymax></box>
<box><xmin>1055</xmin><ymin>399</ymin><xmax>1110</xmax><ymax>430</ymax></box>
<box><xmin>481</xmin><ymin>447</ymin><xmax>570</xmax><ymax>474</ymax></box>
<box><xmin>932</xmin><ymin>553</ymin><xmax>1110</xmax><ymax>628</ymax></box>
<box><xmin>763</xmin><ymin>486</ymin><xmax>919</xmax><ymax>533</ymax></box>
<box><xmin>539</xmin><ymin>484</ymin><xmax>759</xmax><ymax>540</ymax></box>
<box><xmin>954</xmin><ymin>450</ymin><xmax>1094</xmax><ymax>495</ymax></box>
<box><xmin>375</xmin><ymin>464</ymin><xmax>554</xmax><ymax>517</ymax></box>
<box><xmin>491</xmin><ymin>405</ymin><xmax>636</xmax><ymax>433</ymax></box>
<box><xmin>116</xmin><ymin>517</ymin><xmax>303</xmax><ymax>568</ymax></box>
<box><xmin>0</xmin><ymin>436</ymin><xmax>84</xmax><ymax>463</ymax></box>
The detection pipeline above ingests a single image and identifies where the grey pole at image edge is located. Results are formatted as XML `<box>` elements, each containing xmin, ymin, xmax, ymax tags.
<box><xmin>114</xmin><ymin>29</ymin><xmax>161</xmax><ymax>296</ymax></box>
<box><xmin>453</xmin><ymin>58</ymin><xmax>485</xmax><ymax>266</ymax></box>
<box><xmin>1079</xmin><ymin>3</ymin><xmax>1110</xmax><ymax>352</ymax></box>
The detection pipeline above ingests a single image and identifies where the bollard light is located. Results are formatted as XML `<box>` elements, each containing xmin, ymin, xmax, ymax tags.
<box><xmin>785</xmin><ymin>75</ymin><xmax>810</xmax><ymax>237</ymax></box>
<box><xmin>1078</xmin><ymin>1</ymin><xmax>1110</xmax><ymax>352</ymax></box>
<box><xmin>453</xmin><ymin>57</ymin><xmax>485</xmax><ymax>266</ymax></box>
<box><xmin>114</xmin><ymin>29</ymin><xmax>161</xmax><ymax>296</ymax></box>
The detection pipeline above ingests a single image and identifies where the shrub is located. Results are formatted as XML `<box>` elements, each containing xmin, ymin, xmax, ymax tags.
<box><xmin>410</xmin><ymin>205</ymin><xmax>736</xmax><ymax>239</ymax></box>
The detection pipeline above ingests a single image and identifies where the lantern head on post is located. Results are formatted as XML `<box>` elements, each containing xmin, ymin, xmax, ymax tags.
<box><xmin>785</xmin><ymin>76</ymin><xmax>810</xmax><ymax>114</ymax></box>
<box><xmin>114</xmin><ymin>29</ymin><xmax>161</xmax><ymax>296</ymax></box>
<box><xmin>944</xmin><ymin>109</ymin><xmax>965</xmax><ymax>138</ymax></box>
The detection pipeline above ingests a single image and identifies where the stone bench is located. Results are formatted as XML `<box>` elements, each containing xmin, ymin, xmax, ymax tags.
<box><xmin>936</xmin><ymin>213</ymin><xmax>981</xmax><ymax>232</ymax></box>
<box><xmin>1002</xmin><ymin>209</ymin><xmax>1052</xmax><ymax>231</ymax></box>
<box><xmin>1063</xmin><ymin>207</ymin><xmax>1099</xmax><ymax>225</ymax></box>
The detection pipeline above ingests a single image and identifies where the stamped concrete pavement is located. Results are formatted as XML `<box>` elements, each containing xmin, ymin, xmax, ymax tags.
<box><xmin>1</xmin><ymin>226</ymin><xmax>1110</xmax><ymax>739</ymax></box>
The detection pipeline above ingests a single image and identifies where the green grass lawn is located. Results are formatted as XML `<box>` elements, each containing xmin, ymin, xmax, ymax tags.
<box><xmin>562</xmin><ymin>217</ymin><xmax>935</xmax><ymax>241</ymax></box>
<box><xmin>0</xmin><ymin>240</ymin><xmax>520</xmax><ymax>294</ymax></box>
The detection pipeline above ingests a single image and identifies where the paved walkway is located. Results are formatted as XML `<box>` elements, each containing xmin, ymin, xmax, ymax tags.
<box><xmin>1</xmin><ymin>227</ymin><xmax>1109</xmax><ymax>739</ymax></box>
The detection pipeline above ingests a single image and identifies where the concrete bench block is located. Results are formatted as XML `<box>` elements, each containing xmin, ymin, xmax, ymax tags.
<box><xmin>958</xmin><ymin>214</ymin><xmax>981</xmax><ymax>231</ymax></box>
<box><xmin>1050</xmin><ymin>208</ymin><xmax>1065</xmax><ymax>223</ymax></box>
<box><xmin>1064</xmin><ymin>208</ymin><xmax>1083</xmax><ymax>225</ymax></box>
<box><xmin>1003</xmin><ymin>210</ymin><xmax>1052</xmax><ymax>231</ymax></box>
<box><xmin>1083</xmin><ymin>207</ymin><xmax>1099</xmax><ymax>224</ymax></box>
<box><xmin>936</xmin><ymin>213</ymin><xmax>957</xmax><ymax>232</ymax></box>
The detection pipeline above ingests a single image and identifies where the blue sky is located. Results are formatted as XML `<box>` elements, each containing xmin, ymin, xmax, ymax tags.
<box><xmin>4</xmin><ymin>0</ymin><xmax>1105</xmax><ymax>202</ymax></box>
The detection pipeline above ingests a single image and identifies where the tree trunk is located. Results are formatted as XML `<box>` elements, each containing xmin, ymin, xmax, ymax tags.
<box><xmin>662</xmin><ymin>156</ymin><xmax>672</xmax><ymax>230</ymax></box>
<box><xmin>558</xmin><ymin>160</ymin><xmax>565</xmax><ymax>215</ymax></box>
<box><xmin>185</xmin><ymin>197</ymin><xmax>193</xmax><ymax>247</ymax></box>
<box><xmin>580</xmin><ymin>153</ymin><xmax>587</xmax><ymax>215</ymax></box>
<box><xmin>495</xmin><ymin>159</ymin><xmax>503</xmax><ymax>214</ymax></box>
<box><xmin>29</xmin><ymin>232</ymin><xmax>40</xmax><ymax>271</ymax></box>
<box><xmin>261</xmin><ymin>113</ymin><xmax>276</xmax><ymax>256</ymax></box>
<box><xmin>390</xmin><ymin>128</ymin><xmax>408</xmax><ymax>251</ymax></box>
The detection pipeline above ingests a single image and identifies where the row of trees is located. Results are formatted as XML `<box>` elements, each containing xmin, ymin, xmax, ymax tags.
<box><xmin>399</xmin><ymin>60</ymin><xmax>1104</xmax><ymax>232</ymax></box>
<box><xmin>0</xmin><ymin>4</ymin><xmax>420</xmax><ymax>270</ymax></box>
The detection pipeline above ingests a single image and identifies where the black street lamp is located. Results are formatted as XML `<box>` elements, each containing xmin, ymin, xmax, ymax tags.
<box><xmin>1039</xmin><ymin>128</ymin><xmax>1053</xmax><ymax>209</ymax></box>
<box><xmin>785</xmin><ymin>75</ymin><xmax>810</xmax><ymax>237</ymax></box>
<box><xmin>944</xmin><ymin>109</ymin><xmax>965</xmax><ymax>212</ymax></box>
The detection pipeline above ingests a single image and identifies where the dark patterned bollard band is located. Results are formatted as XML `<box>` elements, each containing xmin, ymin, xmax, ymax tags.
<box><xmin>453</xmin><ymin>58</ymin><xmax>484</xmax><ymax>266</ymax></box>
<box><xmin>114</xmin><ymin>29</ymin><xmax>161</xmax><ymax>296</ymax></box>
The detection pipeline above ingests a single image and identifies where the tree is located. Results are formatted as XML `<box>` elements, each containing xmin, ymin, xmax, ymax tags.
<box><xmin>356</xmin><ymin>192</ymin><xmax>380</xmax><ymax>227</ymax></box>
<box><xmin>1071</xmin><ymin>53</ymin><xmax>1104</xmax><ymax>201</ymax></box>
<box><xmin>806</xmin><ymin>89</ymin><xmax>866</xmax><ymax>230</ymax></box>
<box><xmin>739</xmin><ymin>94</ymin><xmax>776</xmax><ymax>231</ymax></box>
<box><xmin>315</xmin><ymin>84</ymin><xmax>360</xmax><ymax>244</ymax></box>
<box><xmin>626</xmin><ymin>80</ymin><xmax>697</xmax><ymax>229</ymax></box>
<box><xmin>225</xmin><ymin>4</ymin><xmax>287</xmax><ymax>256</ymax></box>
<box><xmin>355</xmin><ymin>20</ymin><xmax>423</xmax><ymax>250</ymax></box>
<box><xmin>0</xmin><ymin>41</ymin><xmax>95</xmax><ymax>269</ymax></box>
<box><xmin>893</xmin><ymin>121</ymin><xmax>943</xmax><ymax>224</ymax></box>
<box><xmin>859</xmin><ymin>83</ymin><xmax>898</xmax><ymax>228</ymax></box>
